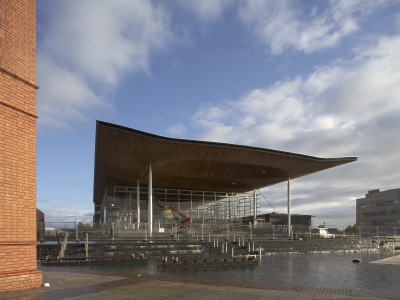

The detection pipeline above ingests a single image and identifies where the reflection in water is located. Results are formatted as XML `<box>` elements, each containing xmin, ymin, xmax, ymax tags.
<box><xmin>43</xmin><ymin>252</ymin><xmax>400</xmax><ymax>292</ymax></box>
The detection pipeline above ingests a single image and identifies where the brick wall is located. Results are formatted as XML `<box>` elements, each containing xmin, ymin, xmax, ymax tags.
<box><xmin>0</xmin><ymin>0</ymin><xmax>42</xmax><ymax>292</ymax></box>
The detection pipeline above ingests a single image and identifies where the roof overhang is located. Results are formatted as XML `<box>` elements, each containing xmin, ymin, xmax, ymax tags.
<box><xmin>93</xmin><ymin>121</ymin><xmax>357</xmax><ymax>205</ymax></box>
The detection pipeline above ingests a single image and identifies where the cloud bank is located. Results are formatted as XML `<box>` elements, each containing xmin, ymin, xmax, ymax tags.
<box><xmin>36</xmin><ymin>1</ymin><xmax>400</xmax><ymax>227</ymax></box>
<box><xmin>37</xmin><ymin>0</ymin><xmax>382</xmax><ymax>129</ymax></box>
<box><xmin>238</xmin><ymin>0</ymin><xmax>384</xmax><ymax>54</ymax></box>
<box><xmin>37</xmin><ymin>0</ymin><xmax>172</xmax><ymax>128</ymax></box>
<box><xmin>193</xmin><ymin>35</ymin><xmax>400</xmax><ymax>226</ymax></box>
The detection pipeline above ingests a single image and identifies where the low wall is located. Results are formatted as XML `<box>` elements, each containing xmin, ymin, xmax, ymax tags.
<box><xmin>37</xmin><ymin>238</ymin><xmax>385</xmax><ymax>263</ymax></box>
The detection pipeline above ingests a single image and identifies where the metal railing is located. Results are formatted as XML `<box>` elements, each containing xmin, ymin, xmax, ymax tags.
<box><xmin>38</xmin><ymin>221</ymin><xmax>387</xmax><ymax>243</ymax></box>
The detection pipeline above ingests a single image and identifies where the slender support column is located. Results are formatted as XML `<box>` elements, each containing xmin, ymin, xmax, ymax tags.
<box><xmin>148</xmin><ymin>166</ymin><xmax>153</xmax><ymax>238</ymax></box>
<box><xmin>229</xmin><ymin>193</ymin><xmax>232</xmax><ymax>224</ymax></box>
<box><xmin>75</xmin><ymin>216</ymin><xmax>79</xmax><ymax>242</ymax></box>
<box><xmin>128</xmin><ymin>189</ymin><xmax>131</xmax><ymax>227</ymax></box>
<box><xmin>287</xmin><ymin>178</ymin><xmax>291</xmax><ymax>238</ymax></box>
<box><xmin>124</xmin><ymin>188</ymin><xmax>128</xmax><ymax>223</ymax></box>
<box><xmin>214</xmin><ymin>192</ymin><xmax>217</xmax><ymax>224</ymax></box>
<box><xmin>253</xmin><ymin>189</ymin><xmax>257</xmax><ymax>226</ymax></box>
<box><xmin>202</xmin><ymin>192</ymin><xmax>205</xmax><ymax>223</ymax></box>
<box><xmin>137</xmin><ymin>181</ymin><xmax>140</xmax><ymax>228</ymax></box>
<box><xmin>190</xmin><ymin>191</ymin><xmax>193</xmax><ymax>223</ymax></box>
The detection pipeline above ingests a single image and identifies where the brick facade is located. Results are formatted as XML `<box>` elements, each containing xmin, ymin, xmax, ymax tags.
<box><xmin>0</xmin><ymin>0</ymin><xmax>42</xmax><ymax>291</ymax></box>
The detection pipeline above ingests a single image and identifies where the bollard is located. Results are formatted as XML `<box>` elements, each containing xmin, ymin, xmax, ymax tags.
<box><xmin>85</xmin><ymin>232</ymin><xmax>89</xmax><ymax>259</ymax></box>
<box><xmin>234</xmin><ymin>232</ymin><xmax>236</xmax><ymax>242</ymax></box>
<box><xmin>232</xmin><ymin>247</ymin><xmax>234</xmax><ymax>257</ymax></box>
<box><xmin>252</xmin><ymin>241</ymin><xmax>255</xmax><ymax>252</ymax></box>
<box><xmin>214</xmin><ymin>238</ymin><xmax>216</xmax><ymax>247</ymax></box>
<box><xmin>217</xmin><ymin>237</ymin><xmax>219</xmax><ymax>247</ymax></box>
<box><xmin>259</xmin><ymin>246</ymin><xmax>262</xmax><ymax>261</ymax></box>
<box><xmin>221</xmin><ymin>243</ymin><xmax>224</xmax><ymax>254</ymax></box>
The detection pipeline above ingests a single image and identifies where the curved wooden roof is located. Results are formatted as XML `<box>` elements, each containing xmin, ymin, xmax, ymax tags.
<box><xmin>93</xmin><ymin>121</ymin><xmax>357</xmax><ymax>205</ymax></box>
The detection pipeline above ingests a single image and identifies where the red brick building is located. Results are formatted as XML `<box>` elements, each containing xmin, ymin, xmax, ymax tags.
<box><xmin>0</xmin><ymin>0</ymin><xmax>42</xmax><ymax>291</ymax></box>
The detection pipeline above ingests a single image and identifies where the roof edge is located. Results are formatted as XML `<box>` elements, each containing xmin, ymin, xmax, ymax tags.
<box><xmin>96</xmin><ymin>120</ymin><xmax>358</xmax><ymax>163</ymax></box>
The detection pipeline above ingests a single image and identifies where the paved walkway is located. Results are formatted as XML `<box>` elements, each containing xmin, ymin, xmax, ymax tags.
<box><xmin>370</xmin><ymin>254</ymin><xmax>400</xmax><ymax>265</ymax></box>
<box><xmin>2</xmin><ymin>256</ymin><xmax>400</xmax><ymax>300</ymax></box>
<box><xmin>1</xmin><ymin>267</ymin><xmax>399</xmax><ymax>300</ymax></box>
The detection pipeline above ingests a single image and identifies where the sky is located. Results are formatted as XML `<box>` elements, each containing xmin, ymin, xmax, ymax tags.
<box><xmin>35</xmin><ymin>0</ymin><xmax>400</xmax><ymax>228</ymax></box>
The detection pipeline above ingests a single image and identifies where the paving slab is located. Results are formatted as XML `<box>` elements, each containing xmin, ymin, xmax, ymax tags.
<box><xmin>0</xmin><ymin>269</ymin><xmax>399</xmax><ymax>300</ymax></box>
<box><xmin>370</xmin><ymin>254</ymin><xmax>400</xmax><ymax>265</ymax></box>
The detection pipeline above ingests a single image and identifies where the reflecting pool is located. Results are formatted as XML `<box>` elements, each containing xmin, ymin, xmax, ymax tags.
<box><xmin>42</xmin><ymin>252</ymin><xmax>400</xmax><ymax>292</ymax></box>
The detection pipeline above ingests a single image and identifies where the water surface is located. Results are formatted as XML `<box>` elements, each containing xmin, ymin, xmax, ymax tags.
<box><xmin>42</xmin><ymin>252</ymin><xmax>400</xmax><ymax>292</ymax></box>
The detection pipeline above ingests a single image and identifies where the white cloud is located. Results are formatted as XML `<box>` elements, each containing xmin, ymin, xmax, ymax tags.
<box><xmin>175</xmin><ymin>0</ymin><xmax>233</xmax><ymax>22</ymax></box>
<box><xmin>37</xmin><ymin>0</ymin><xmax>173</xmax><ymax>128</ymax></box>
<box><xmin>193</xmin><ymin>34</ymin><xmax>400</xmax><ymax>226</ymax></box>
<box><xmin>167</xmin><ymin>123</ymin><xmax>187</xmax><ymax>136</ymax></box>
<box><xmin>237</xmin><ymin>0</ymin><xmax>382</xmax><ymax>54</ymax></box>
<box><xmin>37</xmin><ymin>56</ymin><xmax>106</xmax><ymax>128</ymax></box>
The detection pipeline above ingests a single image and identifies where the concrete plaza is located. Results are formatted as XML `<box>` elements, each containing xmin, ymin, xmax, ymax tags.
<box><xmin>2</xmin><ymin>255</ymin><xmax>400</xmax><ymax>299</ymax></box>
<box><xmin>1</xmin><ymin>267</ymin><xmax>399</xmax><ymax>300</ymax></box>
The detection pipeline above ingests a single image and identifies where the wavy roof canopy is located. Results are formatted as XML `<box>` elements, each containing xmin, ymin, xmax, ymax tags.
<box><xmin>93</xmin><ymin>121</ymin><xmax>357</xmax><ymax>205</ymax></box>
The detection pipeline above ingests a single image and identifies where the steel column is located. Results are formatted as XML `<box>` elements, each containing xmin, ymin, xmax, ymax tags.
<box><xmin>214</xmin><ymin>192</ymin><xmax>217</xmax><ymax>224</ymax></box>
<box><xmin>137</xmin><ymin>181</ymin><xmax>140</xmax><ymax>227</ymax></box>
<box><xmin>287</xmin><ymin>178</ymin><xmax>291</xmax><ymax>238</ymax></box>
<box><xmin>148</xmin><ymin>165</ymin><xmax>153</xmax><ymax>238</ymax></box>
<box><xmin>253</xmin><ymin>188</ymin><xmax>257</xmax><ymax>226</ymax></box>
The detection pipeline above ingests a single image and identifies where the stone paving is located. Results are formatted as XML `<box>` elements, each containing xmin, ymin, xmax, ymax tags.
<box><xmin>1</xmin><ymin>268</ymin><xmax>399</xmax><ymax>300</ymax></box>
<box><xmin>370</xmin><ymin>254</ymin><xmax>400</xmax><ymax>265</ymax></box>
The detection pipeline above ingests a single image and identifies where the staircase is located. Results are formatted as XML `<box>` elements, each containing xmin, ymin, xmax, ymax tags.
<box><xmin>38</xmin><ymin>240</ymin><xmax>208</xmax><ymax>262</ymax></box>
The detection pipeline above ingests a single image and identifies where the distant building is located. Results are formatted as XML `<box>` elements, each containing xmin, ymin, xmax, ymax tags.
<box><xmin>263</xmin><ymin>213</ymin><xmax>312</xmax><ymax>226</ymax></box>
<box><xmin>36</xmin><ymin>209</ymin><xmax>45</xmax><ymax>240</ymax></box>
<box><xmin>243</xmin><ymin>213</ymin><xmax>312</xmax><ymax>226</ymax></box>
<box><xmin>356</xmin><ymin>189</ymin><xmax>400</xmax><ymax>234</ymax></box>
<box><xmin>45</xmin><ymin>228</ymin><xmax>56</xmax><ymax>237</ymax></box>
<box><xmin>78</xmin><ymin>222</ymin><xmax>93</xmax><ymax>232</ymax></box>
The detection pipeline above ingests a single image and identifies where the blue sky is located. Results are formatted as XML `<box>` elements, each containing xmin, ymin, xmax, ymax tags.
<box><xmin>36</xmin><ymin>0</ymin><xmax>400</xmax><ymax>227</ymax></box>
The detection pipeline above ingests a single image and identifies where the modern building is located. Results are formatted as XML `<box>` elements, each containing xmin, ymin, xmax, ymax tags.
<box><xmin>241</xmin><ymin>213</ymin><xmax>312</xmax><ymax>229</ymax></box>
<box><xmin>356</xmin><ymin>188</ymin><xmax>400</xmax><ymax>235</ymax></box>
<box><xmin>257</xmin><ymin>213</ymin><xmax>312</xmax><ymax>226</ymax></box>
<box><xmin>36</xmin><ymin>209</ymin><xmax>45</xmax><ymax>241</ymax></box>
<box><xmin>93</xmin><ymin>121</ymin><xmax>357</xmax><ymax>237</ymax></box>
<box><xmin>0</xmin><ymin>0</ymin><xmax>42</xmax><ymax>291</ymax></box>
<box><xmin>44</xmin><ymin>228</ymin><xmax>56</xmax><ymax>237</ymax></box>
